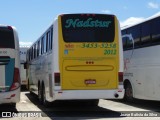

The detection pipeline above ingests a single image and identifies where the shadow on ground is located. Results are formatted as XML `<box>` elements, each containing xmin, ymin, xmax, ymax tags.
<box><xmin>0</xmin><ymin>104</ymin><xmax>18</xmax><ymax>118</ymax></box>
<box><xmin>25</xmin><ymin>92</ymin><xmax>126</xmax><ymax>119</ymax></box>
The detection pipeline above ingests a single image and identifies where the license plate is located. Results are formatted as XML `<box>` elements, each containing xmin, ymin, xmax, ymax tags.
<box><xmin>85</xmin><ymin>79</ymin><xmax>96</xmax><ymax>85</ymax></box>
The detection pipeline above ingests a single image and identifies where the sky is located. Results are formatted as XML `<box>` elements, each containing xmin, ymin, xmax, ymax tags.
<box><xmin>0</xmin><ymin>0</ymin><xmax>160</xmax><ymax>46</ymax></box>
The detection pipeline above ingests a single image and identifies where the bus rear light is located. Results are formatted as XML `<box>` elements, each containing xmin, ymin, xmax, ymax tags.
<box><xmin>86</xmin><ymin>61</ymin><xmax>94</xmax><ymax>64</ymax></box>
<box><xmin>10</xmin><ymin>68</ymin><xmax>20</xmax><ymax>91</ymax></box>
<box><xmin>118</xmin><ymin>89</ymin><xmax>123</xmax><ymax>92</ymax></box>
<box><xmin>54</xmin><ymin>73</ymin><xmax>60</xmax><ymax>86</ymax></box>
<box><xmin>118</xmin><ymin>72</ymin><xmax>123</xmax><ymax>83</ymax></box>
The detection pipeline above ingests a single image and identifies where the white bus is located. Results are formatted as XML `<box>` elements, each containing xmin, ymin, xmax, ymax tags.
<box><xmin>26</xmin><ymin>14</ymin><xmax>124</xmax><ymax>106</ymax></box>
<box><xmin>122</xmin><ymin>14</ymin><xmax>160</xmax><ymax>102</ymax></box>
<box><xmin>20</xmin><ymin>47</ymin><xmax>28</xmax><ymax>89</ymax></box>
<box><xmin>0</xmin><ymin>25</ymin><xmax>20</xmax><ymax>106</ymax></box>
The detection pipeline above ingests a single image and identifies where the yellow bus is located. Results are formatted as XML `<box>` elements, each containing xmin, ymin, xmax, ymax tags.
<box><xmin>26</xmin><ymin>14</ymin><xmax>124</xmax><ymax>106</ymax></box>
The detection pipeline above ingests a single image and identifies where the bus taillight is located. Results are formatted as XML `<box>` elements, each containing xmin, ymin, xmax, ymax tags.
<box><xmin>118</xmin><ymin>72</ymin><xmax>123</xmax><ymax>83</ymax></box>
<box><xmin>54</xmin><ymin>73</ymin><xmax>60</xmax><ymax>86</ymax></box>
<box><xmin>10</xmin><ymin>68</ymin><xmax>20</xmax><ymax>91</ymax></box>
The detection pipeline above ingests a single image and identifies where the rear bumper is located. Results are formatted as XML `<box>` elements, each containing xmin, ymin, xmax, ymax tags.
<box><xmin>51</xmin><ymin>89</ymin><xmax>124</xmax><ymax>101</ymax></box>
<box><xmin>0</xmin><ymin>88</ymin><xmax>20</xmax><ymax>104</ymax></box>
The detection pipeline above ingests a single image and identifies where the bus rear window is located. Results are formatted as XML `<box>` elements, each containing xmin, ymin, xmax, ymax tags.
<box><xmin>61</xmin><ymin>14</ymin><xmax>115</xmax><ymax>42</ymax></box>
<box><xmin>0</xmin><ymin>27</ymin><xmax>15</xmax><ymax>48</ymax></box>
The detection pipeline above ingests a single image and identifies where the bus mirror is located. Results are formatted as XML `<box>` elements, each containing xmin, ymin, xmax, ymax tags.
<box><xmin>122</xmin><ymin>34</ymin><xmax>134</xmax><ymax>49</ymax></box>
<box><xmin>122</xmin><ymin>34</ymin><xmax>134</xmax><ymax>59</ymax></box>
<box><xmin>24</xmin><ymin>62</ymin><xmax>27</xmax><ymax>69</ymax></box>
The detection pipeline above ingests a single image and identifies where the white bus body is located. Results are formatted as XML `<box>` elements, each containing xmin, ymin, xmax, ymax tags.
<box><xmin>20</xmin><ymin>47</ymin><xmax>28</xmax><ymax>88</ymax></box>
<box><xmin>122</xmin><ymin>14</ymin><xmax>160</xmax><ymax>101</ymax></box>
<box><xmin>0</xmin><ymin>25</ymin><xmax>20</xmax><ymax>105</ymax></box>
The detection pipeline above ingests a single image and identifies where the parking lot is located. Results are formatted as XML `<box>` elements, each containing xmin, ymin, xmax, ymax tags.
<box><xmin>0</xmin><ymin>90</ymin><xmax>160</xmax><ymax>120</ymax></box>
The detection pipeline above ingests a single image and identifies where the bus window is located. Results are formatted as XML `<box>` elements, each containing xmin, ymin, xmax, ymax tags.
<box><xmin>127</xmin><ymin>25</ymin><xmax>141</xmax><ymax>48</ymax></box>
<box><xmin>0</xmin><ymin>27</ymin><xmax>15</xmax><ymax>48</ymax></box>
<box><xmin>122</xmin><ymin>30</ymin><xmax>127</xmax><ymax>50</ymax></box>
<box><xmin>141</xmin><ymin>21</ymin><xmax>151</xmax><ymax>46</ymax></box>
<box><xmin>151</xmin><ymin>17</ymin><xmax>160</xmax><ymax>44</ymax></box>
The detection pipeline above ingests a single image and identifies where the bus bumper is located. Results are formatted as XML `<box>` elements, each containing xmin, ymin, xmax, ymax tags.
<box><xmin>0</xmin><ymin>88</ymin><xmax>20</xmax><ymax>104</ymax></box>
<box><xmin>51</xmin><ymin>89</ymin><xmax>124</xmax><ymax>101</ymax></box>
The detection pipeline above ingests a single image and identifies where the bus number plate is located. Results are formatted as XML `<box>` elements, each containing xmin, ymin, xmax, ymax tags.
<box><xmin>85</xmin><ymin>79</ymin><xmax>96</xmax><ymax>85</ymax></box>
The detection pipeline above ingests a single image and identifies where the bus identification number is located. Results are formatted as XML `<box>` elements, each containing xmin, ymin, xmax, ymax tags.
<box><xmin>104</xmin><ymin>49</ymin><xmax>116</xmax><ymax>55</ymax></box>
<box><xmin>81</xmin><ymin>43</ymin><xmax>116</xmax><ymax>48</ymax></box>
<box><xmin>0</xmin><ymin>51</ymin><xmax>7</xmax><ymax>54</ymax></box>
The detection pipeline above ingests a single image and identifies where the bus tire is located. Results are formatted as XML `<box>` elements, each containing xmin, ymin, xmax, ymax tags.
<box><xmin>124</xmin><ymin>82</ymin><xmax>134</xmax><ymax>102</ymax></box>
<box><xmin>41</xmin><ymin>83</ymin><xmax>50</xmax><ymax>107</ymax></box>
<box><xmin>27</xmin><ymin>79</ymin><xmax>30</xmax><ymax>90</ymax></box>
<box><xmin>38</xmin><ymin>83</ymin><xmax>43</xmax><ymax>104</ymax></box>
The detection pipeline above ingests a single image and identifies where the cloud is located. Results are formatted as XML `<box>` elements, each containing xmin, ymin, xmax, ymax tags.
<box><xmin>120</xmin><ymin>17</ymin><xmax>145</xmax><ymax>28</ymax></box>
<box><xmin>101</xmin><ymin>10</ymin><xmax>111</xmax><ymax>14</ymax></box>
<box><xmin>20</xmin><ymin>41</ymin><xmax>32</xmax><ymax>47</ymax></box>
<box><xmin>148</xmin><ymin>2</ymin><xmax>159</xmax><ymax>9</ymax></box>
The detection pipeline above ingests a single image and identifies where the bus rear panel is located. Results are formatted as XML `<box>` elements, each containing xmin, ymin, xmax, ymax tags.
<box><xmin>53</xmin><ymin>14</ymin><xmax>124</xmax><ymax>100</ymax></box>
<box><xmin>0</xmin><ymin>26</ymin><xmax>20</xmax><ymax>104</ymax></box>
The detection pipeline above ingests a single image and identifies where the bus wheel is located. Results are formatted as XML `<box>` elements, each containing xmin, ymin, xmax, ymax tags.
<box><xmin>41</xmin><ymin>84</ymin><xmax>50</xmax><ymax>107</ymax></box>
<box><xmin>124</xmin><ymin>83</ymin><xmax>134</xmax><ymax>102</ymax></box>
<box><xmin>27</xmin><ymin>79</ymin><xmax>30</xmax><ymax>90</ymax></box>
<box><xmin>38</xmin><ymin>85</ymin><xmax>42</xmax><ymax>104</ymax></box>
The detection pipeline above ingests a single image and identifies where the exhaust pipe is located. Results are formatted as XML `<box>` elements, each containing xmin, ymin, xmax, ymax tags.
<box><xmin>114</xmin><ymin>93</ymin><xmax>119</xmax><ymax>98</ymax></box>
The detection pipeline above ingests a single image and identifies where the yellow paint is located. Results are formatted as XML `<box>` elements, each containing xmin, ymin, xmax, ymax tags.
<box><xmin>58</xmin><ymin>15</ymin><xmax>120</xmax><ymax>90</ymax></box>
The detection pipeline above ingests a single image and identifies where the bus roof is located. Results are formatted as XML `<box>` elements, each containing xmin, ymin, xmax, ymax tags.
<box><xmin>121</xmin><ymin>12</ymin><xmax>160</xmax><ymax>30</ymax></box>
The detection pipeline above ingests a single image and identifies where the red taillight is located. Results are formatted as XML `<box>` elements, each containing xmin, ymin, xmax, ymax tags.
<box><xmin>54</xmin><ymin>73</ymin><xmax>60</xmax><ymax>86</ymax></box>
<box><xmin>10</xmin><ymin>68</ymin><xmax>20</xmax><ymax>91</ymax></box>
<box><xmin>118</xmin><ymin>72</ymin><xmax>123</xmax><ymax>83</ymax></box>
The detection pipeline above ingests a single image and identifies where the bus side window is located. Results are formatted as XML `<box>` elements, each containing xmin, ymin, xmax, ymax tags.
<box><xmin>37</xmin><ymin>41</ymin><xmax>40</xmax><ymax>57</ymax></box>
<box><xmin>127</xmin><ymin>25</ymin><xmax>141</xmax><ymax>49</ymax></box>
<box><xmin>43</xmin><ymin>35</ymin><xmax>46</xmax><ymax>53</ymax></box>
<box><xmin>122</xmin><ymin>30</ymin><xmax>127</xmax><ymax>50</ymax></box>
<box><xmin>41</xmin><ymin>37</ymin><xmax>44</xmax><ymax>54</ymax></box>
<box><xmin>51</xmin><ymin>27</ymin><xmax>53</xmax><ymax>50</ymax></box>
<box><xmin>46</xmin><ymin>31</ymin><xmax>50</xmax><ymax>52</ymax></box>
<box><xmin>151</xmin><ymin>17</ymin><xmax>160</xmax><ymax>44</ymax></box>
<box><xmin>141</xmin><ymin>21</ymin><xmax>151</xmax><ymax>46</ymax></box>
<box><xmin>34</xmin><ymin>44</ymin><xmax>36</xmax><ymax>59</ymax></box>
